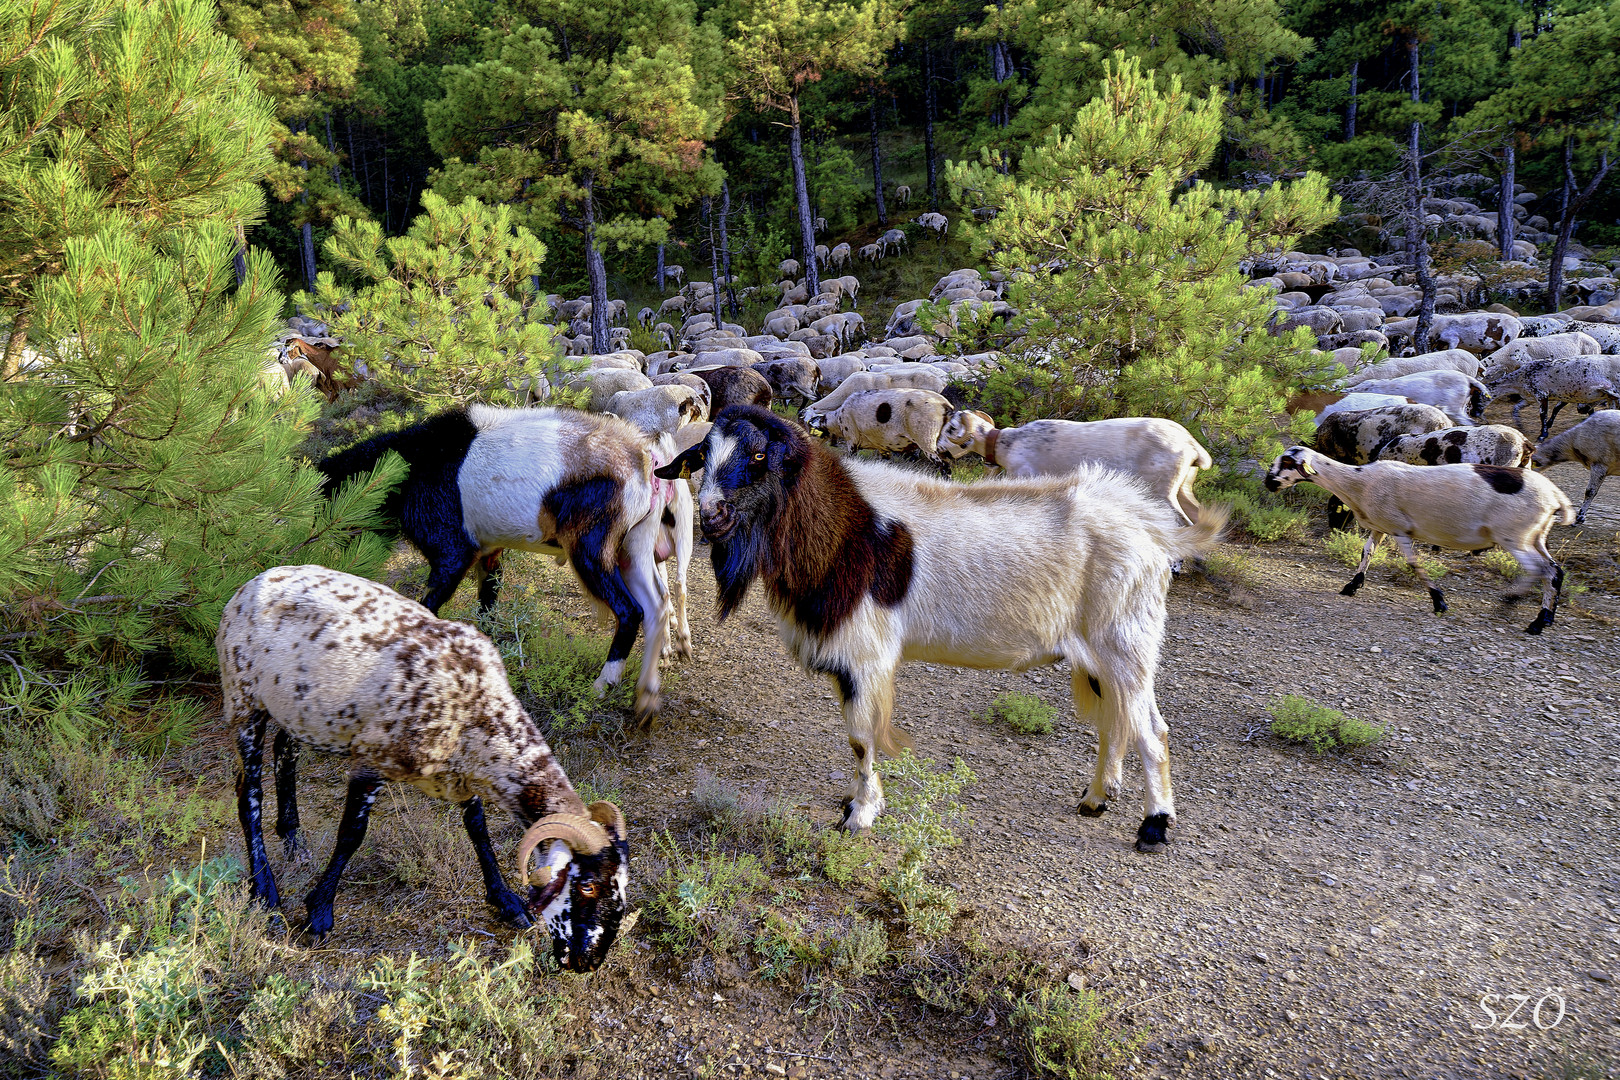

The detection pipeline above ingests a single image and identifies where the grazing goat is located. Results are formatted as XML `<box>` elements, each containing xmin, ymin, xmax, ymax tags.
<box><xmin>1264</xmin><ymin>448</ymin><xmax>1573</xmax><ymax>634</ymax></box>
<box><xmin>219</xmin><ymin>566</ymin><xmax>628</xmax><ymax>970</ymax></box>
<box><xmin>1531</xmin><ymin>409</ymin><xmax>1620</xmax><ymax>523</ymax></box>
<box><xmin>803</xmin><ymin>367</ymin><xmax>950</xmax><ymax>427</ymax></box>
<box><xmin>656</xmin><ymin>405</ymin><xmax>1227</xmax><ymax>850</ymax></box>
<box><xmin>316</xmin><ymin>406</ymin><xmax>679</xmax><ymax>721</ymax></box>
<box><xmin>937</xmin><ymin>413</ymin><xmax>1213</xmax><ymax>527</ymax></box>
<box><xmin>824</xmin><ymin>389</ymin><xmax>954</xmax><ymax>474</ymax></box>
<box><xmin>1486</xmin><ymin>358</ymin><xmax>1620</xmax><ymax>439</ymax></box>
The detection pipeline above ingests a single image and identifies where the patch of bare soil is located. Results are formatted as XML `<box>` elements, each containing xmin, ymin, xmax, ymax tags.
<box><xmin>189</xmin><ymin>402</ymin><xmax>1619</xmax><ymax>1080</ymax></box>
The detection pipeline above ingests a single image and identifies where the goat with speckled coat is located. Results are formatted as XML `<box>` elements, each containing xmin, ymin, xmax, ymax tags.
<box><xmin>218</xmin><ymin>566</ymin><xmax>629</xmax><ymax>971</ymax></box>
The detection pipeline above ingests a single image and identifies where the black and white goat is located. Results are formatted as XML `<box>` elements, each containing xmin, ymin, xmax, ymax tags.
<box><xmin>656</xmin><ymin>405</ymin><xmax>1227</xmax><ymax>852</ymax></box>
<box><xmin>318</xmin><ymin>405</ymin><xmax>690</xmax><ymax>722</ymax></box>
<box><xmin>218</xmin><ymin>566</ymin><xmax>628</xmax><ymax>971</ymax></box>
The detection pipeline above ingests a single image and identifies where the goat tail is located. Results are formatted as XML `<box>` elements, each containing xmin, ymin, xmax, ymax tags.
<box><xmin>1168</xmin><ymin>501</ymin><xmax>1230</xmax><ymax>562</ymax></box>
<box><xmin>876</xmin><ymin>714</ymin><xmax>915</xmax><ymax>757</ymax></box>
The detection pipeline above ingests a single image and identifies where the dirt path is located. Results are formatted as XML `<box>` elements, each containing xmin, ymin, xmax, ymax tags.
<box><xmin>585</xmin><ymin>430</ymin><xmax>1620</xmax><ymax>1080</ymax></box>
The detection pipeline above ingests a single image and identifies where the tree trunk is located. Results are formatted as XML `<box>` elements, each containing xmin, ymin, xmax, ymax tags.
<box><xmin>925</xmin><ymin>43</ymin><xmax>939</xmax><ymax>209</ymax></box>
<box><xmin>1405</xmin><ymin>37</ymin><xmax>1436</xmax><ymax>354</ymax></box>
<box><xmin>382</xmin><ymin>148</ymin><xmax>392</xmax><ymax>232</ymax></box>
<box><xmin>789</xmin><ymin>95</ymin><xmax>819</xmax><ymax>299</ymax></box>
<box><xmin>1559</xmin><ymin>135</ymin><xmax>1574</xmax><ymax>225</ymax></box>
<box><xmin>1498</xmin><ymin>140</ymin><xmax>1517</xmax><ymax>261</ymax></box>
<box><xmin>870</xmin><ymin>93</ymin><xmax>887</xmax><ymax>227</ymax></box>
<box><xmin>583</xmin><ymin>177</ymin><xmax>610</xmax><ymax>355</ymax></box>
<box><xmin>325</xmin><ymin>112</ymin><xmax>341</xmax><ymax>186</ymax></box>
<box><xmin>705</xmin><ymin>194</ymin><xmax>723</xmax><ymax>315</ymax></box>
<box><xmin>298</xmin><ymin>120</ymin><xmax>316</xmax><ymax>290</ymax></box>
<box><xmin>992</xmin><ymin>0</ymin><xmax>1011</xmax><ymax>129</ymax></box>
<box><xmin>1547</xmin><ymin>150</ymin><xmax>1611</xmax><ymax>312</ymax></box>
<box><xmin>1345</xmin><ymin>61</ymin><xmax>1359</xmax><ymax>140</ymax></box>
<box><xmin>720</xmin><ymin>180</ymin><xmax>736</xmax><ymax>315</ymax></box>
<box><xmin>1</xmin><ymin>309</ymin><xmax>30</xmax><ymax>379</ymax></box>
<box><xmin>656</xmin><ymin>241</ymin><xmax>666</xmax><ymax>293</ymax></box>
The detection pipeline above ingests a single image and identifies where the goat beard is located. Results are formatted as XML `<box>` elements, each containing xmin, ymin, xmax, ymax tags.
<box><xmin>711</xmin><ymin>512</ymin><xmax>770</xmax><ymax>622</ymax></box>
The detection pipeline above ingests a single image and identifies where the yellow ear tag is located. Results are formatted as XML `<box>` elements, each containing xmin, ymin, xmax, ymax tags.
<box><xmin>1302</xmin><ymin>459</ymin><xmax>1316</xmax><ymax>475</ymax></box>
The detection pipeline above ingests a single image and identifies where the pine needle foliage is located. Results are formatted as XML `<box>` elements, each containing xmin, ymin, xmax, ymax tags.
<box><xmin>0</xmin><ymin>0</ymin><xmax>399</xmax><ymax>721</ymax></box>
<box><xmin>947</xmin><ymin>54</ymin><xmax>1340</xmax><ymax>460</ymax></box>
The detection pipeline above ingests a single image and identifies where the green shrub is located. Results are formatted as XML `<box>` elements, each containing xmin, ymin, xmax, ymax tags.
<box><xmin>1201</xmin><ymin>549</ymin><xmax>1260</xmax><ymax>586</ymax></box>
<box><xmin>1197</xmin><ymin>469</ymin><xmax>1312</xmax><ymax>542</ymax></box>
<box><xmin>875</xmin><ymin>753</ymin><xmax>976</xmax><ymax>939</ymax></box>
<box><xmin>1481</xmin><ymin>549</ymin><xmax>1520</xmax><ymax>580</ymax></box>
<box><xmin>1325</xmin><ymin>529</ymin><xmax>1392</xmax><ymax>569</ymax></box>
<box><xmin>1013</xmin><ymin>984</ymin><xmax>1144</xmax><ymax>1080</ymax></box>
<box><xmin>644</xmin><ymin>832</ymin><xmax>770</xmax><ymax>959</ymax></box>
<box><xmin>1268</xmin><ymin>694</ymin><xmax>1386</xmax><ymax>752</ymax></box>
<box><xmin>1244</xmin><ymin>505</ymin><xmax>1310</xmax><ymax>542</ymax></box>
<box><xmin>985</xmin><ymin>691</ymin><xmax>1057</xmax><ymax>735</ymax></box>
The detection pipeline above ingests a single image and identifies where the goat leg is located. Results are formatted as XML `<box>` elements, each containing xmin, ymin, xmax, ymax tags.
<box><xmin>236</xmin><ymin>711</ymin><xmax>279</xmax><ymax>908</ymax></box>
<box><xmin>272</xmin><ymin>729</ymin><xmax>306</xmax><ymax>863</ymax></box>
<box><xmin>462</xmin><ymin>797</ymin><xmax>532</xmax><ymax>929</ymax></box>
<box><xmin>302</xmin><ymin>772</ymin><xmax>386</xmax><ymax>943</ymax></box>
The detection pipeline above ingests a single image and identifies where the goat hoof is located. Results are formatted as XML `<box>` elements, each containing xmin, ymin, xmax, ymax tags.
<box><xmin>1134</xmin><ymin>812</ymin><xmax>1172</xmax><ymax>853</ymax></box>
<box><xmin>282</xmin><ymin>835</ymin><xmax>310</xmax><ymax>864</ymax></box>
<box><xmin>1340</xmin><ymin>572</ymin><xmax>1365</xmax><ymax>597</ymax></box>
<box><xmin>1429</xmin><ymin>588</ymin><xmax>1447</xmax><ymax>615</ymax></box>
<box><xmin>490</xmin><ymin>893</ymin><xmax>533</xmax><ymax>929</ymax></box>
<box><xmin>1076</xmin><ymin>801</ymin><xmax>1108</xmax><ymax>818</ymax></box>
<box><xmin>1525</xmin><ymin>608</ymin><xmax>1554</xmax><ymax>635</ymax></box>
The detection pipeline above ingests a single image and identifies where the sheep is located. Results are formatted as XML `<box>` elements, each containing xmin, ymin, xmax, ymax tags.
<box><xmin>815</xmin><ymin>355</ymin><xmax>869</xmax><ymax>394</ymax></box>
<box><xmin>814</xmin><ymin>244</ymin><xmax>830</xmax><ymax>266</ymax></box>
<box><xmin>686</xmin><ymin>364</ymin><xmax>773</xmax><ymax>413</ymax></box>
<box><xmin>562</xmin><ymin>367</ymin><xmax>653</xmax><ymax>411</ymax></box>
<box><xmin>1346</xmin><ymin>370</ymin><xmax>1490</xmax><ymax>426</ymax></box>
<box><xmin>689</xmin><ymin>346</ymin><xmax>766</xmax><ymax>369</ymax></box>
<box><xmin>1530</xmin><ymin>409</ymin><xmax>1620</xmax><ymax>523</ymax></box>
<box><xmin>754</xmin><ymin>357</ymin><xmax>820</xmax><ymax>404</ymax></box>
<box><xmin>1481</xmin><ymin>332</ymin><xmax>1601</xmax><ymax>377</ymax></box>
<box><xmin>659</xmin><ymin>295</ymin><xmax>688</xmax><ymax>317</ymax></box>
<box><xmin>219</xmin><ymin>565</ymin><xmax>629</xmax><ymax>969</ymax></box>
<box><xmin>824</xmin><ymin>389</ymin><xmax>953</xmax><ymax>473</ymax></box>
<box><xmin>803</xmin><ymin>367</ymin><xmax>950</xmax><ymax>427</ymax></box>
<box><xmin>606</xmin><ymin>384</ymin><xmax>707</xmax><ymax>436</ymax></box>
<box><xmin>1346</xmin><ymin>348</ymin><xmax>1482</xmax><ymax>383</ymax></box>
<box><xmin>1313</xmin><ymin>404</ymin><xmax>1453</xmax><ymax>465</ymax></box>
<box><xmin>650</xmin><ymin>371</ymin><xmax>713</xmax><ymax>416</ymax></box>
<box><xmin>315</xmin><ymin>406</ymin><xmax>679</xmax><ymax>721</ymax></box>
<box><xmin>829</xmin><ymin>242</ymin><xmax>852</xmax><ymax>269</ymax></box>
<box><xmin>1293</xmin><ymin>392</ymin><xmax>1414</xmax><ymax>424</ymax></box>
<box><xmin>1264</xmin><ymin>447</ymin><xmax>1573</xmax><ymax>634</ymax></box>
<box><xmin>936</xmin><ymin>413</ymin><xmax>1213</xmax><ymax>526</ymax></box>
<box><xmin>879</xmin><ymin>229</ymin><xmax>908</xmax><ymax>257</ymax></box>
<box><xmin>1486</xmin><ymin>358</ymin><xmax>1620</xmax><ymax>438</ymax></box>
<box><xmin>916</xmin><ymin>212</ymin><xmax>948</xmax><ymax>238</ymax></box>
<box><xmin>664</xmin><ymin>264</ymin><xmax>686</xmax><ymax>285</ymax></box>
<box><xmin>895</xmin><ymin>184</ymin><xmax>911</xmax><ymax>205</ymax></box>
<box><xmin>813</xmin><ymin>216</ymin><xmax>827</xmax><ymax>233</ymax></box>
<box><xmin>780</xmin><ymin>259</ymin><xmax>801</xmax><ymax>278</ymax></box>
<box><xmin>654</xmin><ymin>404</ymin><xmax>1228</xmax><ymax>848</ymax></box>
<box><xmin>1384</xmin><ymin>312</ymin><xmax>1521</xmax><ymax>355</ymax></box>
<box><xmin>832</xmin><ymin>274</ymin><xmax>861</xmax><ymax>300</ymax></box>
<box><xmin>637</xmin><ymin>306</ymin><xmax>655</xmax><ymax>327</ymax></box>
<box><xmin>859</xmin><ymin>242</ymin><xmax>882</xmax><ymax>263</ymax></box>
<box><xmin>1372</xmin><ymin>425</ymin><xmax>1531</xmax><ymax>468</ymax></box>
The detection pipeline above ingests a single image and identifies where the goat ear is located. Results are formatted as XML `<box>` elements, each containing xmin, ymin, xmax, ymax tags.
<box><xmin>654</xmin><ymin>441</ymin><xmax>706</xmax><ymax>480</ymax></box>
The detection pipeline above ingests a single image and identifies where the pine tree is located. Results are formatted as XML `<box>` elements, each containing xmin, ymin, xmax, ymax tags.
<box><xmin>947</xmin><ymin>55</ymin><xmax>1339</xmax><ymax>458</ymax></box>
<box><xmin>712</xmin><ymin>0</ymin><xmax>902</xmax><ymax>299</ymax></box>
<box><xmin>0</xmin><ymin>0</ymin><xmax>399</xmax><ymax>725</ymax></box>
<box><xmin>427</xmin><ymin>0</ymin><xmax>725</xmax><ymax>354</ymax></box>
<box><xmin>299</xmin><ymin>192</ymin><xmax>580</xmax><ymax>407</ymax></box>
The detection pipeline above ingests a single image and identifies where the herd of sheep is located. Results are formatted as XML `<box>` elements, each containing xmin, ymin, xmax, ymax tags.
<box><xmin>237</xmin><ymin>195</ymin><xmax>1620</xmax><ymax>973</ymax></box>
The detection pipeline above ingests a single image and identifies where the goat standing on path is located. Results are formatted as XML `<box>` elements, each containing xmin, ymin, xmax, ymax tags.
<box><xmin>657</xmin><ymin>406</ymin><xmax>1226</xmax><ymax>852</ymax></box>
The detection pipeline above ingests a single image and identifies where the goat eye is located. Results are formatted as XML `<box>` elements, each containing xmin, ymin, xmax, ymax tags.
<box><xmin>753</xmin><ymin>452</ymin><xmax>766</xmax><ymax>462</ymax></box>
<box><xmin>578</xmin><ymin>880</ymin><xmax>600</xmax><ymax>898</ymax></box>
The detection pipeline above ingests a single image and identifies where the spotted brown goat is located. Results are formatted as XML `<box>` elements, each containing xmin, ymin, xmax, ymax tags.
<box><xmin>218</xmin><ymin>566</ymin><xmax>629</xmax><ymax>971</ymax></box>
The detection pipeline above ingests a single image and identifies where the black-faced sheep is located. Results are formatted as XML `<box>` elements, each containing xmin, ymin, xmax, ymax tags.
<box><xmin>316</xmin><ymin>406</ymin><xmax>679</xmax><ymax>721</ymax></box>
<box><xmin>219</xmin><ymin>566</ymin><xmax>628</xmax><ymax>970</ymax></box>
<box><xmin>1265</xmin><ymin>447</ymin><xmax>1573</xmax><ymax>633</ymax></box>
<box><xmin>656</xmin><ymin>405</ymin><xmax>1228</xmax><ymax>851</ymax></box>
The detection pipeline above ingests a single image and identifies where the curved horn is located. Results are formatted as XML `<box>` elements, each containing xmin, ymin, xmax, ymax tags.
<box><xmin>515</xmin><ymin>813</ymin><xmax>612</xmax><ymax>887</ymax></box>
<box><xmin>587</xmin><ymin>801</ymin><xmax>626</xmax><ymax>839</ymax></box>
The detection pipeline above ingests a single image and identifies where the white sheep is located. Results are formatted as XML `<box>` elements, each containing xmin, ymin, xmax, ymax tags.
<box><xmin>1345</xmin><ymin>370</ymin><xmax>1489</xmax><ymax>426</ymax></box>
<box><xmin>894</xmin><ymin>184</ymin><xmax>911</xmax><ymax>205</ymax></box>
<box><xmin>219</xmin><ymin>565</ymin><xmax>628</xmax><ymax>969</ymax></box>
<box><xmin>1485</xmin><ymin>358</ymin><xmax>1620</xmax><ymax>438</ymax></box>
<box><xmin>829</xmin><ymin>242</ymin><xmax>852</xmax><ymax>269</ymax></box>
<box><xmin>605</xmin><ymin>384</ymin><xmax>707</xmax><ymax>436</ymax></box>
<box><xmin>879</xmin><ymin>229</ymin><xmax>908</xmax><ymax>257</ymax></box>
<box><xmin>937</xmin><ymin>412</ymin><xmax>1214</xmax><ymax>526</ymax></box>
<box><xmin>1264</xmin><ymin>447</ymin><xmax>1573</xmax><ymax>633</ymax></box>
<box><xmin>916</xmin><ymin>212</ymin><xmax>948</xmax><ymax>238</ymax></box>
<box><xmin>1346</xmin><ymin>348</ymin><xmax>1481</xmax><ymax>383</ymax></box>
<box><xmin>803</xmin><ymin>367</ymin><xmax>950</xmax><ymax>426</ymax></box>
<box><xmin>1530</xmin><ymin>409</ymin><xmax>1620</xmax><ymax>523</ymax></box>
<box><xmin>824</xmin><ymin>388</ymin><xmax>953</xmax><ymax>473</ymax></box>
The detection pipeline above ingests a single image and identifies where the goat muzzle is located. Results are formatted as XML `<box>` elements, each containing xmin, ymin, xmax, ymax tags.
<box><xmin>699</xmin><ymin>502</ymin><xmax>738</xmax><ymax>540</ymax></box>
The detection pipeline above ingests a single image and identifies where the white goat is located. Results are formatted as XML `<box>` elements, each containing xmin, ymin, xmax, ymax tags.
<box><xmin>1264</xmin><ymin>447</ymin><xmax>1573</xmax><ymax>633</ymax></box>
<box><xmin>656</xmin><ymin>405</ymin><xmax>1228</xmax><ymax>849</ymax></box>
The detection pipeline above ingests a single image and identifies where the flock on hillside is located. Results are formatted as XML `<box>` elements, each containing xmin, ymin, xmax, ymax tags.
<box><xmin>243</xmin><ymin>187</ymin><xmax>1620</xmax><ymax>972</ymax></box>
